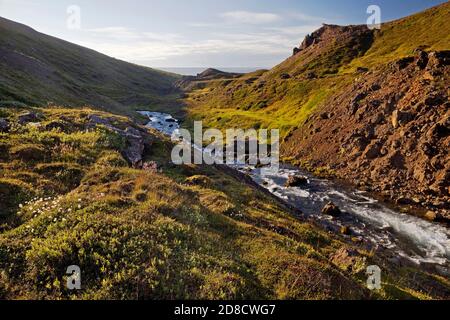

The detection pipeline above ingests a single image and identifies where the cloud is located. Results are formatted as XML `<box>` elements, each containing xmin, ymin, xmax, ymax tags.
<box><xmin>78</xmin><ymin>34</ymin><xmax>290</xmax><ymax>64</ymax></box>
<box><xmin>69</xmin><ymin>12</ymin><xmax>321</xmax><ymax>67</ymax></box>
<box><xmin>74</xmin><ymin>22</ymin><xmax>322</xmax><ymax>67</ymax></box>
<box><xmin>83</xmin><ymin>27</ymin><xmax>182</xmax><ymax>42</ymax></box>
<box><xmin>265</xmin><ymin>25</ymin><xmax>321</xmax><ymax>35</ymax></box>
<box><xmin>220</xmin><ymin>11</ymin><xmax>281</xmax><ymax>24</ymax></box>
<box><xmin>86</xmin><ymin>27</ymin><xmax>141</xmax><ymax>40</ymax></box>
<box><xmin>187</xmin><ymin>22</ymin><xmax>216</xmax><ymax>28</ymax></box>
<box><xmin>289</xmin><ymin>12</ymin><xmax>327</xmax><ymax>23</ymax></box>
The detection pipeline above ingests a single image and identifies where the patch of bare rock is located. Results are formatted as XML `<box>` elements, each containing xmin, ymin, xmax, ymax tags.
<box><xmin>282</xmin><ymin>49</ymin><xmax>450</xmax><ymax>222</ymax></box>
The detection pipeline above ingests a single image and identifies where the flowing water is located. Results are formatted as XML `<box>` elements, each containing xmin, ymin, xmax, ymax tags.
<box><xmin>138</xmin><ymin>111</ymin><xmax>450</xmax><ymax>272</ymax></box>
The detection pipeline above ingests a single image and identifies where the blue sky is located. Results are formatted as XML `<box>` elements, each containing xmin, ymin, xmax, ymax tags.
<box><xmin>0</xmin><ymin>0</ymin><xmax>446</xmax><ymax>68</ymax></box>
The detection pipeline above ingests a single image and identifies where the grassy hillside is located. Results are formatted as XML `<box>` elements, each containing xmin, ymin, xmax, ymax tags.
<box><xmin>0</xmin><ymin>17</ymin><xmax>181</xmax><ymax>117</ymax></box>
<box><xmin>185</xmin><ymin>2</ymin><xmax>449</xmax><ymax>139</ymax></box>
<box><xmin>344</xmin><ymin>2</ymin><xmax>450</xmax><ymax>72</ymax></box>
<box><xmin>1</xmin><ymin>106</ymin><xmax>448</xmax><ymax>299</ymax></box>
<box><xmin>183</xmin><ymin>2</ymin><xmax>449</xmax><ymax>220</ymax></box>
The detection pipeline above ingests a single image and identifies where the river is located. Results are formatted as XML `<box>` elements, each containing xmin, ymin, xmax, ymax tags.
<box><xmin>138</xmin><ymin>110</ymin><xmax>450</xmax><ymax>274</ymax></box>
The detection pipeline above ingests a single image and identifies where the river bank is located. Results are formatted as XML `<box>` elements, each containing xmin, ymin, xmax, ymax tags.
<box><xmin>139</xmin><ymin>110</ymin><xmax>450</xmax><ymax>277</ymax></box>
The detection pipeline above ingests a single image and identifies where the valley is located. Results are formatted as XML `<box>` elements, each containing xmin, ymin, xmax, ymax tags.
<box><xmin>182</xmin><ymin>2</ymin><xmax>450</xmax><ymax>224</ymax></box>
<box><xmin>0</xmin><ymin>2</ymin><xmax>449</xmax><ymax>300</ymax></box>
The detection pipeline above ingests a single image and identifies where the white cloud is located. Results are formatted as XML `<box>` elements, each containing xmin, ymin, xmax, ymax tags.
<box><xmin>69</xmin><ymin>12</ymin><xmax>322</xmax><ymax>67</ymax></box>
<box><xmin>289</xmin><ymin>12</ymin><xmax>327</xmax><ymax>23</ymax></box>
<box><xmin>82</xmin><ymin>27</ymin><xmax>182</xmax><ymax>43</ymax></box>
<box><xmin>73</xmin><ymin>22</ymin><xmax>321</xmax><ymax>67</ymax></box>
<box><xmin>220</xmin><ymin>11</ymin><xmax>281</xmax><ymax>24</ymax></box>
<box><xmin>86</xmin><ymin>27</ymin><xmax>141</xmax><ymax>40</ymax></box>
<box><xmin>265</xmin><ymin>25</ymin><xmax>320</xmax><ymax>35</ymax></box>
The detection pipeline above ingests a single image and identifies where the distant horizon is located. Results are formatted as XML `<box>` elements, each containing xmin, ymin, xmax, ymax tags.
<box><xmin>158</xmin><ymin>67</ymin><xmax>265</xmax><ymax>76</ymax></box>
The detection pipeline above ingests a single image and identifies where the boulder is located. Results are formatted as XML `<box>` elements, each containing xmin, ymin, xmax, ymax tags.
<box><xmin>285</xmin><ymin>175</ymin><xmax>308</xmax><ymax>187</ymax></box>
<box><xmin>321</xmin><ymin>202</ymin><xmax>341</xmax><ymax>216</ymax></box>
<box><xmin>424</xmin><ymin>211</ymin><xmax>437</xmax><ymax>221</ymax></box>
<box><xmin>122</xmin><ymin>127</ymin><xmax>145</xmax><ymax>168</ymax></box>
<box><xmin>299</xmin><ymin>34</ymin><xmax>315</xmax><ymax>50</ymax></box>
<box><xmin>393</xmin><ymin>57</ymin><xmax>414</xmax><ymax>70</ymax></box>
<box><xmin>363</xmin><ymin>141</ymin><xmax>382</xmax><ymax>159</ymax></box>
<box><xmin>414</xmin><ymin>49</ymin><xmax>429</xmax><ymax>69</ymax></box>
<box><xmin>87</xmin><ymin>115</ymin><xmax>150</xmax><ymax>168</ymax></box>
<box><xmin>0</xmin><ymin>118</ymin><xmax>9</xmax><ymax>132</ymax></box>
<box><xmin>391</xmin><ymin>110</ymin><xmax>413</xmax><ymax>128</ymax></box>
<box><xmin>427</xmin><ymin>51</ymin><xmax>450</xmax><ymax>70</ymax></box>
<box><xmin>87</xmin><ymin>114</ymin><xmax>115</xmax><ymax>129</ymax></box>
<box><xmin>320</xmin><ymin>112</ymin><xmax>331</xmax><ymax>120</ymax></box>
<box><xmin>18</xmin><ymin>111</ymin><xmax>41</xmax><ymax>125</ymax></box>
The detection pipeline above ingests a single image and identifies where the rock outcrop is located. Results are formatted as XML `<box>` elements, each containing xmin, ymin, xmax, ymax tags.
<box><xmin>87</xmin><ymin>114</ymin><xmax>152</xmax><ymax>168</ymax></box>
<box><xmin>283</xmin><ymin>49</ymin><xmax>450</xmax><ymax>221</ymax></box>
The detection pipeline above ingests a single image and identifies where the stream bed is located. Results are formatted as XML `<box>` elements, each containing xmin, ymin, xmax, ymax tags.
<box><xmin>139</xmin><ymin>111</ymin><xmax>450</xmax><ymax>273</ymax></box>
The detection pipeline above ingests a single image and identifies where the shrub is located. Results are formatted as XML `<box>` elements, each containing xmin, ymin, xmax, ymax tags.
<box><xmin>0</xmin><ymin>178</ymin><xmax>33</xmax><ymax>216</ymax></box>
<box><xmin>95</xmin><ymin>151</ymin><xmax>128</xmax><ymax>168</ymax></box>
<box><xmin>184</xmin><ymin>175</ymin><xmax>212</xmax><ymax>187</ymax></box>
<box><xmin>35</xmin><ymin>162</ymin><xmax>84</xmax><ymax>191</ymax></box>
<box><xmin>10</xmin><ymin>144</ymin><xmax>45</xmax><ymax>162</ymax></box>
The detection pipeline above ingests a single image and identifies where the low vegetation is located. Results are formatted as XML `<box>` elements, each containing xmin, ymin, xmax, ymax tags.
<box><xmin>1</xmin><ymin>106</ymin><xmax>447</xmax><ymax>299</ymax></box>
<box><xmin>0</xmin><ymin>17</ymin><xmax>182</xmax><ymax>117</ymax></box>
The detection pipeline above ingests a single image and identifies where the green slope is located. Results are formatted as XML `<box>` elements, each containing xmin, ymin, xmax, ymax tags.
<box><xmin>185</xmin><ymin>2</ymin><xmax>450</xmax><ymax>137</ymax></box>
<box><xmin>345</xmin><ymin>2</ymin><xmax>450</xmax><ymax>72</ymax></box>
<box><xmin>0</xmin><ymin>17</ymin><xmax>181</xmax><ymax>116</ymax></box>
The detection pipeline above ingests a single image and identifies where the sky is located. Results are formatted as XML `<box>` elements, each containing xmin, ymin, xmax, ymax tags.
<box><xmin>0</xmin><ymin>0</ymin><xmax>447</xmax><ymax>69</ymax></box>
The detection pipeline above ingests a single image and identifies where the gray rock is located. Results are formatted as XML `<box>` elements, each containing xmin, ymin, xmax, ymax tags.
<box><xmin>18</xmin><ymin>111</ymin><xmax>41</xmax><ymax>125</ymax></box>
<box><xmin>414</xmin><ymin>49</ymin><xmax>429</xmax><ymax>69</ymax></box>
<box><xmin>87</xmin><ymin>114</ymin><xmax>115</xmax><ymax>129</ymax></box>
<box><xmin>0</xmin><ymin>118</ymin><xmax>9</xmax><ymax>132</ymax></box>
<box><xmin>87</xmin><ymin>114</ymin><xmax>148</xmax><ymax>168</ymax></box>
<box><xmin>122</xmin><ymin>127</ymin><xmax>145</xmax><ymax>168</ymax></box>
